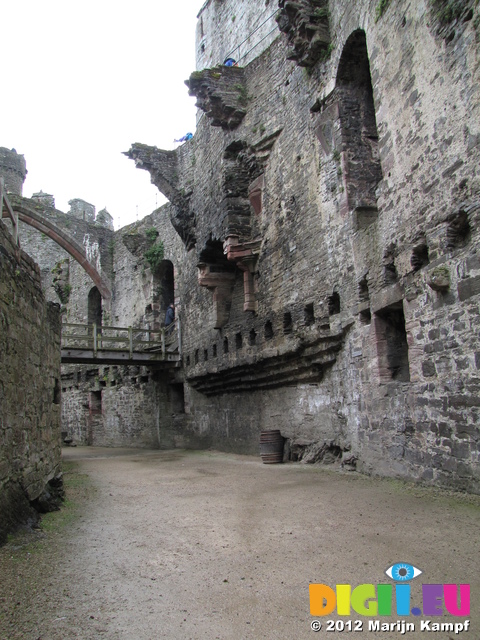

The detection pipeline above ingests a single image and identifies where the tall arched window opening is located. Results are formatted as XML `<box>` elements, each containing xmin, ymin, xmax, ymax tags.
<box><xmin>155</xmin><ymin>260</ymin><xmax>175</xmax><ymax>311</ymax></box>
<box><xmin>336</xmin><ymin>30</ymin><xmax>383</xmax><ymax>227</ymax></box>
<box><xmin>88</xmin><ymin>286</ymin><xmax>102</xmax><ymax>328</ymax></box>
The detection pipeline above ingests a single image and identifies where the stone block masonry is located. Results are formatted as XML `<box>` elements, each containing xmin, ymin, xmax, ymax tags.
<box><xmin>4</xmin><ymin>0</ymin><xmax>480</xmax><ymax>496</ymax></box>
<box><xmin>131</xmin><ymin>0</ymin><xmax>480</xmax><ymax>493</ymax></box>
<box><xmin>0</xmin><ymin>147</ymin><xmax>27</xmax><ymax>196</ymax></box>
<box><xmin>58</xmin><ymin>204</ymin><xmax>187</xmax><ymax>449</ymax></box>
<box><xmin>0</xmin><ymin>220</ymin><xmax>62</xmax><ymax>543</ymax></box>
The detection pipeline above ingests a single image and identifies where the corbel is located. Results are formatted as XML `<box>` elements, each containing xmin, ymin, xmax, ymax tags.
<box><xmin>224</xmin><ymin>235</ymin><xmax>261</xmax><ymax>312</ymax></box>
<box><xmin>197</xmin><ymin>262</ymin><xmax>236</xmax><ymax>328</ymax></box>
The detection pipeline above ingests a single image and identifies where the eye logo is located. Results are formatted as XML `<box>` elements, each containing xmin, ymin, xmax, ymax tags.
<box><xmin>310</xmin><ymin>561</ymin><xmax>470</xmax><ymax>618</ymax></box>
<box><xmin>385</xmin><ymin>563</ymin><xmax>422</xmax><ymax>582</ymax></box>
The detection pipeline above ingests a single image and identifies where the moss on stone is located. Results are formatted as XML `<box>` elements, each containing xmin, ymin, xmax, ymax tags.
<box><xmin>430</xmin><ymin>0</ymin><xmax>464</xmax><ymax>23</ymax></box>
<box><xmin>375</xmin><ymin>0</ymin><xmax>391</xmax><ymax>22</ymax></box>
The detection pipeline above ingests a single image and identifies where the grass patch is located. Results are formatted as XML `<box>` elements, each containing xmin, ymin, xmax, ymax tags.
<box><xmin>0</xmin><ymin>460</ymin><xmax>92</xmax><ymax>564</ymax></box>
<box><xmin>0</xmin><ymin>460</ymin><xmax>94</xmax><ymax>637</ymax></box>
<box><xmin>40</xmin><ymin>461</ymin><xmax>91</xmax><ymax>533</ymax></box>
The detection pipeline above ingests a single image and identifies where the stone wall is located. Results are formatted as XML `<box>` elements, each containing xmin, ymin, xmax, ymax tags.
<box><xmin>110</xmin><ymin>205</ymin><xmax>184</xmax><ymax>328</ymax></box>
<box><xmin>12</xmin><ymin>193</ymin><xmax>188</xmax><ymax>448</ymax></box>
<box><xmin>0</xmin><ymin>220</ymin><xmax>62</xmax><ymax>543</ymax></box>
<box><xmin>60</xmin><ymin>205</ymin><xmax>188</xmax><ymax>448</ymax></box>
<box><xmin>61</xmin><ymin>365</ymin><xmax>185</xmax><ymax>448</ymax></box>
<box><xmin>196</xmin><ymin>0</ymin><xmax>280</xmax><ymax>70</ymax></box>
<box><xmin>4</xmin><ymin>0</ymin><xmax>480</xmax><ymax>494</ymax></box>
<box><xmin>134</xmin><ymin>0</ymin><xmax>480</xmax><ymax>492</ymax></box>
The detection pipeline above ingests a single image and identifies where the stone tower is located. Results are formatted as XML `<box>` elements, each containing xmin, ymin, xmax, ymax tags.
<box><xmin>31</xmin><ymin>190</ymin><xmax>56</xmax><ymax>208</ymax></box>
<box><xmin>68</xmin><ymin>198</ymin><xmax>95</xmax><ymax>222</ymax></box>
<box><xmin>96</xmin><ymin>207</ymin><xmax>114</xmax><ymax>230</ymax></box>
<box><xmin>0</xmin><ymin>147</ymin><xmax>27</xmax><ymax>195</ymax></box>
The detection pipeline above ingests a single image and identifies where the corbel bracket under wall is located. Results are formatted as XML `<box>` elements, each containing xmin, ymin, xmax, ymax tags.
<box><xmin>224</xmin><ymin>236</ymin><xmax>261</xmax><ymax>312</ymax></box>
<box><xmin>197</xmin><ymin>262</ymin><xmax>236</xmax><ymax>329</ymax></box>
<box><xmin>276</xmin><ymin>0</ymin><xmax>331</xmax><ymax>68</ymax></box>
<box><xmin>186</xmin><ymin>66</ymin><xmax>247</xmax><ymax>130</ymax></box>
<box><xmin>124</xmin><ymin>143</ymin><xmax>196</xmax><ymax>249</ymax></box>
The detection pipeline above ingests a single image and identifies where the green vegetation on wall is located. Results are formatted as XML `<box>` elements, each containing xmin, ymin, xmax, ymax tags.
<box><xmin>375</xmin><ymin>0</ymin><xmax>391</xmax><ymax>22</ymax></box>
<box><xmin>144</xmin><ymin>239</ymin><xmax>164</xmax><ymax>273</ymax></box>
<box><xmin>145</xmin><ymin>227</ymin><xmax>159</xmax><ymax>242</ymax></box>
<box><xmin>429</xmin><ymin>0</ymin><xmax>465</xmax><ymax>24</ymax></box>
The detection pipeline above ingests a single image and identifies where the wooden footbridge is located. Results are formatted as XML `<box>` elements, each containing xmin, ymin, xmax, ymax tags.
<box><xmin>61</xmin><ymin>320</ymin><xmax>182</xmax><ymax>367</ymax></box>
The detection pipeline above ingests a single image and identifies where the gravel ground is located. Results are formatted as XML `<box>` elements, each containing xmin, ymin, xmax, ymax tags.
<box><xmin>0</xmin><ymin>447</ymin><xmax>479</xmax><ymax>640</ymax></box>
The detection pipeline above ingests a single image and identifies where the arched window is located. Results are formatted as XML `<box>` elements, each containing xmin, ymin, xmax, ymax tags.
<box><xmin>88</xmin><ymin>286</ymin><xmax>102</xmax><ymax>327</ymax></box>
<box><xmin>336</xmin><ymin>30</ymin><xmax>383</xmax><ymax>227</ymax></box>
<box><xmin>154</xmin><ymin>259</ymin><xmax>175</xmax><ymax>311</ymax></box>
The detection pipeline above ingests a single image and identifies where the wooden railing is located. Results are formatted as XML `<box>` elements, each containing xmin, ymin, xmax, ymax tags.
<box><xmin>0</xmin><ymin>178</ymin><xmax>19</xmax><ymax>245</ymax></box>
<box><xmin>61</xmin><ymin>317</ymin><xmax>182</xmax><ymax>364</ymax></box>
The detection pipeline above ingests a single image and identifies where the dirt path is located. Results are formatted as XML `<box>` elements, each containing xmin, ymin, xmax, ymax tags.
<box><xmin>1</xmin><ymin>448</ymin><xmax>479</xmax><ymax>639</ymax></box>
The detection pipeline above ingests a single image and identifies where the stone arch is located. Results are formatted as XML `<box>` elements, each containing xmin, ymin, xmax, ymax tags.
<box><xmin>13</xmin><ymin>203</ymin><xmax>111</xmax><ymax>300</ymax></box>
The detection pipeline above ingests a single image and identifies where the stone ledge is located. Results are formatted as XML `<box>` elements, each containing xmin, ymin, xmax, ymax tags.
<box><xmin>186</xmin><ymin>330</ymin><xmax>344</xmax><ymax>395</ymax></box>
<box><xmin>186</xmin><ymin>66</ymin><xmax>247</xmax><ymax>130</ymax></box>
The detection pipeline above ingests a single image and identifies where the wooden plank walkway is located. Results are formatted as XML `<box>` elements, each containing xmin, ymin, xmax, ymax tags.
<box><xmin>61</xmin><ymin>321</ymin><xmax>182</xmax><ymax>367</ymax></box>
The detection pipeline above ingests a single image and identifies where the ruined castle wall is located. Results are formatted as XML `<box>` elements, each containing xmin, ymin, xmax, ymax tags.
<box><xmin>14</xmin><ymin>192</ymin><xmax>187</xmax><ymax>450</ymax></box>
<box><xmin>15</xmin><ymin>197</ymin><xmax>114</xmax><ymax>317</ymax></box>
<box><xmin>0</xmin><ymin>220</ymin><xmax>62</xmax><ymax>542</ymax></box>
<box><xmin>17</xmin><ymin>221</ymin><xmax>69</xmax><ymax>303</ymax></box>
<box><xmin>174</xmin><ymin>0</ymin><xmax>480</xmax><ymax>492</ymax></box>
<box><xmin>112</xmin><ymin>204</ymin><xmax>187</xmax><ymax>326</ymax></box>
<box><xmin>58</xmin><ymin>204</ymin><xmax>188</xmax><ymax>448</ymax></box>
<box><xmin>61</xmin><ymin>365</ymin><xmax>183</xmax><ymax>448</ymax></box>
<box><xmin>196</xmin><ymin>0</ymin><xmax>280</xmax><ymax>70</ymax></box>
<box><xmin>6</xmin><ymin>0</ymin><xmax>479</xmax><ymax>493</ymax></box>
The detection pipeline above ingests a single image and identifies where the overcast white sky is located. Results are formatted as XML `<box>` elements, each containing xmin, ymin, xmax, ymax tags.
<box><xmin>1</xmin><ymin>1</ymin><xmax>204</xmax><ymax>229</ymax></box>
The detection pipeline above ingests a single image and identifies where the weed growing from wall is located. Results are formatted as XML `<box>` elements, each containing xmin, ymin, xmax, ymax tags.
<box><xmin>234</xmin><ymin>84</ymin><xmax>249</xmax><ymax>106</ymax></box>
<box><xmin>318</xmin><ymin>42</ymin><xmax>334</xmax><ymax>62</ymax></box>
<box><xmin>375</xmin><ymin>0</ymin><xmax>391</xmax><ymax>21</ymax></box>
<box><xmin>144</xmin><ymin>240</ymin><xmax>164</xmax><ymax>273</ymax></box>
<box><xmin>145</xmin><ymin>227</ymin><xmax>159</xmax><ymax>242</ymax></box>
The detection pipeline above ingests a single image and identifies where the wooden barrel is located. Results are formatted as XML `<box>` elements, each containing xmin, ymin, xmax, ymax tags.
<box><xmin>260</xmin><ymin>430</ymin><xmax>284</xmax><ymax>464</ymax></box>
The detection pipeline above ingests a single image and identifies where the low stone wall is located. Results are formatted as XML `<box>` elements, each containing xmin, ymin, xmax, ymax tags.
<box><xmin>0</xmin><ymin>221</ymin><xmax>62</xmax><ymax>543</ymax></box>
<box><xmin>61</xmin><ymin>364</ymin><xmax>187</xmax><ymax>448</ymax></box>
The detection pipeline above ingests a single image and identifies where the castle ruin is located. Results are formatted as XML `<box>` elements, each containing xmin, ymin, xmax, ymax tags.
<box><xmin>1</xmin><ymin>0</ymin><xmax>480</xmax><ymax>537</ymax></box>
